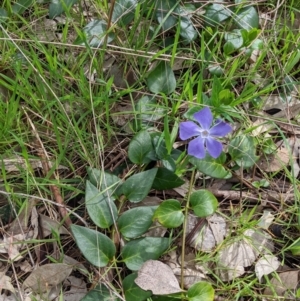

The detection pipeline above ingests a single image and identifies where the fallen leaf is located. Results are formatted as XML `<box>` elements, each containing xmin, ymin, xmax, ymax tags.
<box><xmin>257</xmin><ymin>143</ymin><xmax>290</xmax><ymax>172</ymax></box>
<box><xmin>216</xmin><ymin>229</ymin><xmax>274</xmax><ymax>281</ymax></box>
<box><xmin>255</xmin><ymin>254</ymin><xmax>280</xmax><ymax>282</ymax></box>
<box><xmin>187</xmin><ymin>214</ymin><xmax>226</xmax><ymax>252</ymax></box>
<box><xmin>0</xmin><ymin>272</ymin><xmax>15</xmax><ymax>293</ymax></box>
<box><xmin>264</xmin><ymin>270</ymin><xmax>298</xmax><ymax>296</ymax></box>
<box><xmin>39</xmin><ymin>214</ymin><xmax>69</xmax><ymax>237</ymax></box>
<box><xmin>63</xmin><ymin>276</ymin><xmax>87</xmax><ymax>301</ymax></box>
<box><xmin>135</xmin><ymin>260</ymin><xmax>182</xmax><ymax>295</ymax></box>
<box><xmin>258</xmin><ymin>210</ymin><xmax>275</xmax><ymax>230</ymax></box>
<box><xmin>23</xmin><ymin>263</ymin><xmax>72</xmax><ymax>292</ymax></box>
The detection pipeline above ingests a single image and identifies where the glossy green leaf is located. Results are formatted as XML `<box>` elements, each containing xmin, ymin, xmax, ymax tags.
<box><xmin>153</xmin><ymin>199</ymin><xmax>184</xmax><ymax>228</ymax></box>
<box><xmin>12</xmin><ymin>0</ymin><xmax>33</xmax><ymax>14</ymax></box>
<box><xmin>204</xmin><ymin>3</ymin><xmax>231</xmax><ymax>27</ymax></box>
<box><xmin>190</xmin><ymin>190</ymin><xmax>218</xmax><ymax>218</ymax></box>
<box><xmin>87</xmin><ymin>167</ymin><xmax>121</xmax><ymax>198</ymax></box>
<box><xmin>49</xmin><ymin>0</ymin><xmax>78</xmax><ymax>19</ymax></box>
<box><xmin>136</xmin><ymin>96</ymin><xmax>166</xmax><ymax>127</ymax></box>
<box><xmin>121</xmin><ymin>237</ymin><xmax>170</xmax><ymax>270</ymax></box>
<box><xmin>85</xmin><ymin>181</ymin><xmax>118</xmax><ymax>228</ymax></box>
<box><xmin>161</xmin><ymin>157</ymin><xmax>176</xmax><ymax>172</ymax></box>
<box><xmin>74</xmin><ymin>20</ymin><xmax>115</xmax><ymax>47</ymax></box>
<box><xmin>152</xmin><ymin>167</ymin><xmax>184</xmax><ymax>190</ymax></box>
<box><xmin>0</xmin><ymin>8</ymin><xmax>8</xmax><ymax>23</ymax></box>
<box><xmin>155</xmin><ymin>0</ymin><xmax>179</xmax><ymax>31</ymax></box>
<box><xmin>128</xmin><ymin>130</ymin><xmax>154</xmax><ymax>164</ymax></box>
<box><xmin>81</xmin><ymin>284</ymin><xmax>121</xmax><ymax>301</ymax></box>
<box><xmin>151</xmin><ymin>133</ymin><xmax>168</xmax><ymax>160</ymax></box>
<box><xmin>118</xmin><ymin>206</ymin><xmax>156</xmax><ymax>238</ymax></box>
<box><xmin>71</xmin><ymin>225</ymin><xmax>116</xmax><ymax>267</ymax></box>
<box><xmin>123</xmin><ymin>273</ymin><xmax>152</xmax><ymax>301</ymax></box>
<box><xmin>147</xmin><ymin>61</ymin><xmax>176</xmax><ymax>95</ymax></box>
<box><xmin>190</xmin><ymin>156</ymin><xmax>232</xmax><ymax>179</ymax></box>
<box><xmin>228</xmin><ymin>136</ymin><xmax>258</xmax><ymax>168</ymax></box>
<box><xmin>234</xmin><ymin>6</ymin><xmax>259</xmax><ymax>30</ymax></box>
<box><xmin>187</xmin><ymin>282</ymin><xmax>214</xmax><ymax>301</ymax></box>
<box><xmin>112</xmin><ymin>0</ymin><xmax>138</xmax><ymax>26</ymax></box>
<box><xmin>121</xmin><ymin>169</ymin><xmax>157</xmax><ymax>203</ymax></box>
<box><xmin>224</xmin><ymin>30</ymin><xmax>244</xmax><ymax>50</ymax></box>
<box><xmin>179</xmin><ymin>7</ymin><xmax>197</xmax><ymax>43</ymax></box>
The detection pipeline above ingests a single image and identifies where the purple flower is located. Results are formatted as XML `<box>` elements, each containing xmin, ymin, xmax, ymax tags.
<box><xmin>179</xmin><ymin>107</ymin><xmax>232</xmax><ymax>159</ymax></box>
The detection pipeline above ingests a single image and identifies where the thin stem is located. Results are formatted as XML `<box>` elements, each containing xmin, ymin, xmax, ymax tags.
<box><xmin>181</xmin><ymin>168</ymin><xmax>196</xmax><ymax>290</ymax></box>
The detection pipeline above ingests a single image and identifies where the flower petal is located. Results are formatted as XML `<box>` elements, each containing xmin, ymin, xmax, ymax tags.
<box><xmin>209</xmin><ymin>121</ymin><xmax>232</xmax><ymax>137</ymax></box>
<box><xmin>188</xmin><ymin>137</ymin><xmax>206</xmax><ymax>159</ymax></box>
<box><xmin>193</xmin><ymin>107</ymin><xmax>213</xmax><ymax>130</ymax></box>
<box><xmin>179</xmin><ymin>121</ymin><xmax>201</xmax><ymax>140</ymax></box>
<box><xmin>206</xmin><ymin>137</ymin><xmax>223</xmax><ymax>158</ymax></box>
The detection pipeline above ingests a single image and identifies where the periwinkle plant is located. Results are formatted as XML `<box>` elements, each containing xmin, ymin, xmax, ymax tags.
<box><xmin>179</xmin><ymin>107</ymin><xmax>232</xmax><ymax>159</ymax></box>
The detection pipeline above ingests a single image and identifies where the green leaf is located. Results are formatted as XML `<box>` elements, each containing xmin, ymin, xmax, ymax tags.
<box><xmin>179</xmin><ymin>7</ymin><xmax>197</xmax><ymax>43</ymax></box>
<box><xmin>49</xmin><ymin>0</ymin><xmax>78</xmax><ymax>19</ymax></box>
<box><xmin>118</xmin><ymin>206</ymin><xmax>156</xmax><ymax>238</ymax></box>
<box><xmin>153</xmin><ymin>199</ymin><xmax>184</xmax><ymax>228</ymax></box>
<box><xmin>121</xmin><ymin>169</ymin><xmax>158</xmax><ymax>203</ymax></box>
<box><xmin>147</xmin><ymin>61</ymin><xmax>176</xmax><ymax>95</ymax></box>
<box><xmin>12</xmin><ymin>0</ymin><xmax>33</xmax><ymax>14</ymax></box>
<box><xmin>112</xmin><ymin>0</ymin><xmax>138</xmax><ymax>26</ymax></box>
<box><xmin>123</xmin><ymin>273</ymin><xmax>152</xmax><ymax>301</ymax></box>
<box><xmin>71</xmin><ymin>225</ymin><xmax>116</xmax><ymax>267</ymax></box>
<box><xmin>152</xmin><ymin>167</ymin><xmax>184</xmax><ymax>190</ymax></box>
<box><xmin>136</xmin><ymin>96</ymin><xmax>166</xmax><ymax>128</ymax></box>
<box><xmin>204</xmin><ymin>3</ymin><xmax>231</xmax><ymax>27</ymax></box>
<box><xmin>121</xmin><ymin>237</ymin><xmax>170</xmax><ymax>270</ymax></box>
<box><xmin>87</xmin><ymin>167</ymin><xmax>121</xmax><ymax>198</ymax></box>
<box><xmin>128</xmin><ymin>130</ymin><xmax>154</xmax><ymax>165</ymax></box>
<box><xmin>0</xmin><ymin>8</ymin><xmax>8</xmax><ymax>23</ymax></box>
<box><xmin>81</xmin><ymin>284</ymin><xmax>121</xmax><ymax>301</ymax></box>
<box><xmin>228</xmin><ymin>136</ymin><xmax>258</xmax><ymax>168</ymax></box>
<box><xmin>85</xmin><ymin>181</ymin><xmax>118</xmax><ymax>228</ymax></box>
<box><xmin>74</xmin><ymin>20</ymin><xmax>115</xmax><ymax>47</ymax></box>
<box><xmin>187</xmin><ymin>282</ymin><xmax>214</xmax><ymax>301</ymax></box>
<box><xmin>234</xmin><ymin>6</ymin><xmax>259</xmax><ymax>30</ymax></box>
<box><xmin>155</xmin><ymin>0</ymin><xmax>179</xmax><ymax>31</ymax></box>
<box><xmin>161</xmin><ymin>157</ymin><xmax>176</xmax><ymax>172</ymax></box>
<box><xmin>224</xmin><ymin>30</ymin><xmax>244</xmax><ymax>50</ymax></box>
<box><xmin>190</xmin><ymin>156</ymin><xmax>232</xmax><ymax>179</ymax></box>
<box><xmin>190</xmin><ymin>190</ymin><xmax>218</xmax><ymax>218</ymax></box>
<box><xmin>151</xmin><ymin>133</ymin><xmax>168</xmax><ymax>160</ymax></box>
<box><xmin>152</xmin><ymin>296</ymin><xmax>181</xmax><ymax>301</ymax></box>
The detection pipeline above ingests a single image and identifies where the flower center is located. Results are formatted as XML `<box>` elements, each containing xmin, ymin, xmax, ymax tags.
<box><xmin>201</xmin><ymin>130</ymin><xmax>209</xmax><ymax>138</ymax></box>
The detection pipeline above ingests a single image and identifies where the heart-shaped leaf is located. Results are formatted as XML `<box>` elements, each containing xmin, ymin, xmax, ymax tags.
<box><xmin>121</xmin><ymin>169</ymin><xmax>158</xmax><ymax>203</ymax></box>
<box><xmin>85</xmin><ymin>181</ymin><xmax>118</xmax><ymax>228</ymax></box>
<box><xmin>87</xmin><ymin>167</ymin><xmax>121</xmax><ymax>198</ymax></box>
<box><xmin>190</xmin><ymin>190</ymin><xmax>218</xmax><ymax>217</ymax></box>
<box><xmin>121</xmin><ymin>237</ymin><xmax>170</xmax><ymax>270</ymax></box>
<box><xmin>204</xmin><ymin>3</ymin><xmax>231</xmax><ymax>27</ymax></box>
<box><xmin>49</xmin><ymin>0</ymin><xmax>78</xmax><ymax>19</ymax></box>
<box><xmin>228</xmin><ymin>136</ymin><xmax>258</xmax><ymax>168</ymax></box>
<box><xmin>147</xmin><ymin>61</ymin><xmax>176</xmax><ymax>94</ymax></box>
<box><xmin>74</xmin><ymin>20</ymin><xmax>115</xmax><ymax>47</ymax></box>
<box><xmin>128</xmin><ymin>130</ymin><xmax>154</xmax><ymax>165</ymax></box>
<box><xmin>234</xmin><ymin>6</ymin><xmax>259</xmax><ymax>30</ymax></box>
<box><xmin>190</xmin><ymin>156</ymin><xmax>232</xmax><ymax>179</ymax></box>
<box><xmin>152</xmin><ymin>167</ymin><xmax>184</xmax><ymax>190</ymax></box>
<box><xmin>112</xmin><ymin>0</ymin><xmax>138</xmax><ymax>26</ymax></box>
<box><xmin>153</xmin><ymin>199</ymin><xmax>184</xmax><ymax>228</ymax></box>
<box><xmin>71</xmin><ymin>225</ymin><xmax>116</xmax><ymax>267</ymax></box>
<box><xmin>179</xmin><ymin>7</ymin><xmax>197</xmax><ymax>43</ymax></box>
<box><xmin>118</xmin><ymin>207</ymin><xmax>157</xmax><ymax>238</ymax></box>
<box><xmin>123</xmin><ymin>273</ymin><xmax>152</xmax><ymax>301</ymax></box>
<box><xmin>155</xmin><ymin>0</ymin><xmax>179</xmax><ymax>31</ymax></box>
<box><xmin>187</xmin><ymin>281</ymin><xmax>214</xmax><ymax>301</ymax></box>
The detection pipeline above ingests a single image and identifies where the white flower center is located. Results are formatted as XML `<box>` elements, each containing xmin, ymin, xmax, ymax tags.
<box><xmin>201</xmin><ymin>130</ymin><xmax>209</xmax><ymax>138</ymax></box>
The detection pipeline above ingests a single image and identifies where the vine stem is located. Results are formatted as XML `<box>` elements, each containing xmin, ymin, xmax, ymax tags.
<box><xmin>181</xmin><ymin>168</ymin><xmax>196</xmax><ymax>290</ymax></box>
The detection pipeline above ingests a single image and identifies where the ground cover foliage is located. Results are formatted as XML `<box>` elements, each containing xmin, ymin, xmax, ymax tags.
<box><xmin>1</xmin><ymin>0</ymin><xmax>300</xmax><ymax>300</ymax></box>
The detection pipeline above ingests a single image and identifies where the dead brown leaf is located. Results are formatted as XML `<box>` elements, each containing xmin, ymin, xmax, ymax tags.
<box><xmin>23</xmin><ymin>263</ymin><xmax>72</xmax><ymax>292</ymax></box>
